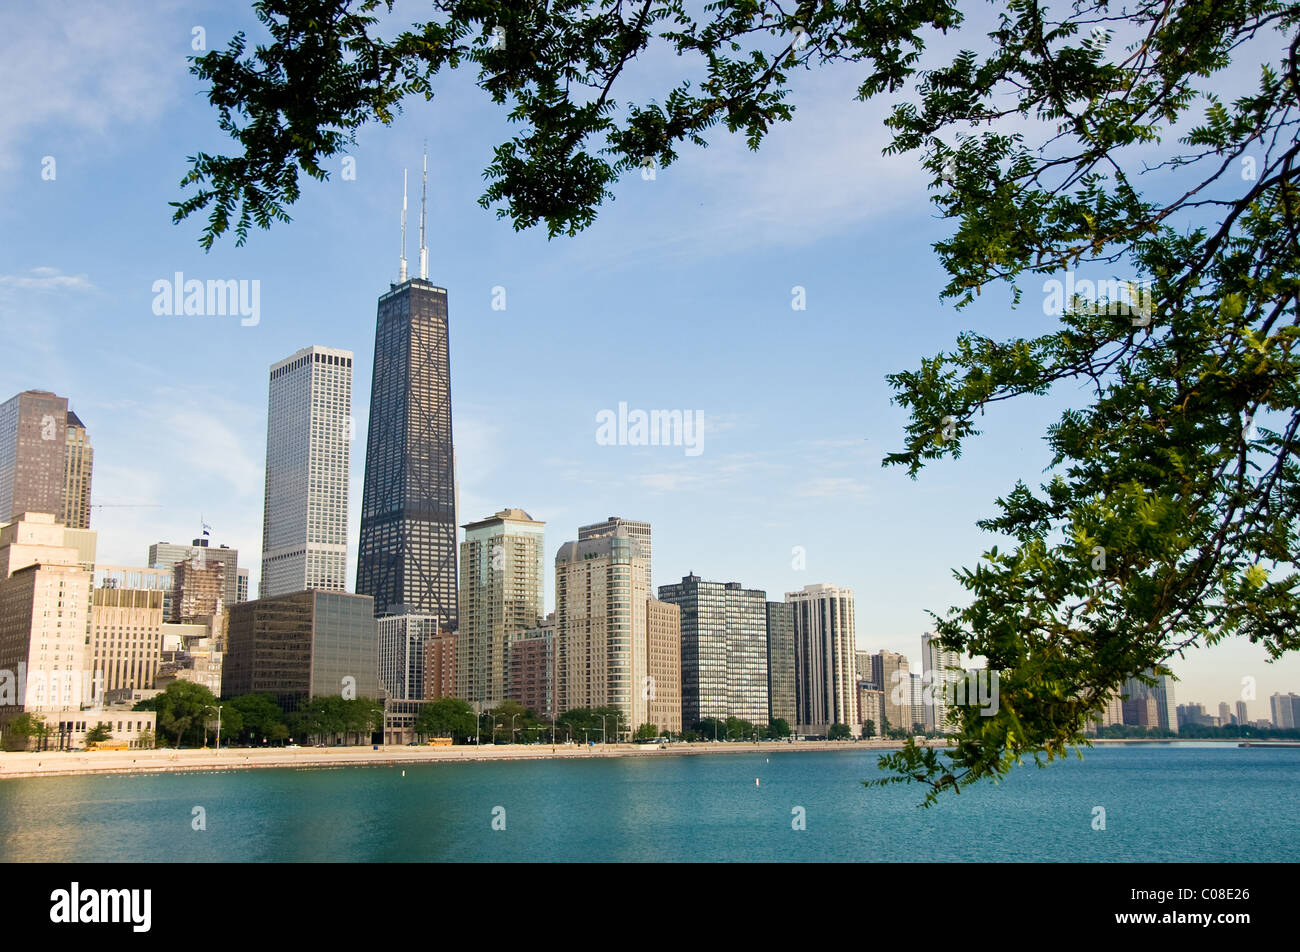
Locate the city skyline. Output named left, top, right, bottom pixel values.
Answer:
left=2, top=1, right=1298, bottom=710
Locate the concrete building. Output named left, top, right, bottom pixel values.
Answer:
left=171, top=555, right=225, bottom=622
left=90, top=586, right=165, bottom=697
left=260, top=345, right=353, bottom=598
left=507, top=621, right=555, bottom=720
left=156, top=618, right=224, bottom=697
left=555, top=522, right=651, bottom=737
left=1236, top=700, right=1249, bottom=726
left=645, top=599, right=682, bottom=735
left=1122, top=672, right=1178, bottom=732
left=0, top=391, right=74, bottom=525
left=356, top=272, right=459, bottom=627
left=788, top=584, right=858, bottom=735
left=59, top=410, right=93, bottom=530
left=921, top=632, right=962, bottom=733
left=223, top=591, right=381, bottom=711
left=579, top=516, right=651, bottom=594
left=236, top=568, right=249, bottom=603
left=422, top=630, right=457, bottom=701
left=657, top=574, right=768, bottom=728
left=1271, top=693, right=1299, bottom=730
left=378, top=612, right=437, bottom=701
left=0, top=512, right=96, bottom=714
left=457, top=508, right=545, bottom=709
left=858, top=686, right=884, bottom=736
left=870, top=650, right=910, bottom=736
left=766, top=601, right=796, bottom=727
left=150, top=539, right=241, bottom=614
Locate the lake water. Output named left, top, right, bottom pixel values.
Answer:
left=1, top=743, right=1296, bottom=862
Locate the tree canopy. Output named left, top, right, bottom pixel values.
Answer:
left=180, top=0, right=1300, bottom=803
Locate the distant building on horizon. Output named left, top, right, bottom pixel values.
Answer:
left=921, top=632, right=962, bottom=734
left=1270, top=693, right=1299, bottom=730
left=260, top=346, right=353, bottom=599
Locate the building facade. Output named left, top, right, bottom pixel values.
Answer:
left=223, top=590, right=380, bottom=711
left=356, top=278, right=459, bottom=626
left=378, top=612, right=437, bottom=701
left=422, top=631, right=457, bottom=701
left=766, top=601, right=796, bottom=727
left=59, top=410, right=93, bottom=530
left=555, top=523, right=651, bottom=736
left=507, top=622, right=555, bottom=720
left=578, top=516, right=651, bottom=594
left=90, top=586, right=164, bottom=697
left=921, top=632, right=963, bottom=733
left=171, top=556, right=225, bottom=622
left=657, top=574, right=768, bottom=728
left=788, top=584, right=858, bottom=735
left=0, top=391, right=71, bottom=525
left=260, top=346, right=353, bottom=598
left=645, top=599, right=682, bottom=734
left=457, top=508, right=545, bottom=710
left=871, top=650, right=911, bottom=735
left=149, top=539, right=241, bottom=614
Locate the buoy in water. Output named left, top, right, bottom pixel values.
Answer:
left=755, top=778, right=760, bottom=787
left=402, top=770, right=406, bottom=777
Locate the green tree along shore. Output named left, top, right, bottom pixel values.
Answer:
left=177, top=0, right=1300, bottom=801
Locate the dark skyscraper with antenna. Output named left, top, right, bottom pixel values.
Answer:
left=356, top=154, right=458, bottom=627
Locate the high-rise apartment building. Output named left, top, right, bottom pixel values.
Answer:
left=507, top=620, right=555, bottom=720
left=0, top=512, right=96, bottom=713
left=657, top=574, right=768, bottom=728
left=422, top=630, right=457, bottom=701
left=0, top=391, right=72, bottom=525
left=766, top=601, right=796, bottom=726
left=858, top=686, right=884, bottom=735
left=457, top=508, right=545, bottom=710
left=788, top=584, right=858, bottom=734
left=921, top=632, right=963, bottom=733
left=1271, top=693, right=1299, bottom=729
left=1236, top=700, right=1249, bottom=725
left=356, top=275, right=458, bottom=625
left=260, top=346, right=353, bottom=598
left=378, top=613, right=437, bottom=701
left=871, top=650, right=910, bottom=735
left=224, top=590, right=380, bottom=712
left=645, top=599, right=682, bottom=735
left=59, top=411, right=93, bottom=530
left=579, top=516, right=651, bottom=593
left=555, top=523, right=651, bottom=736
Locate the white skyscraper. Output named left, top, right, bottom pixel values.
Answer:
left=787, top=583, right=858, bottom=735
left=260, top=346, right=353, bottom=598
left=921, top=631, right=962, bottom=733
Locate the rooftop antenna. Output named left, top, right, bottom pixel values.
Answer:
left=419, top=144, right=428, bottom=280
left=399, top=168, right=408, bottom=283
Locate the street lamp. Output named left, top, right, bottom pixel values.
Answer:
left=510, top=713, right=520, bottom=744
left=598, top=714, right=608, bottom=745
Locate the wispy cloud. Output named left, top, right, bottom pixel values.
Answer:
left=0, top=266, right=94, bottom=292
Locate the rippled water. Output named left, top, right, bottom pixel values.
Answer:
left=0, top=743, right=1295, bottom=861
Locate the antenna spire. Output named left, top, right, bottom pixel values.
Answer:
left=419, top=145, right=428, bottom=280
left=400, top=168, right=408, bottom=283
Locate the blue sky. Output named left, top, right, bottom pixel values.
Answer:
left=1, top=0, right=1296, bottom=716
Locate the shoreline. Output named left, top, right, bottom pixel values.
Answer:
left=0, top=736, right=1260, bottom=781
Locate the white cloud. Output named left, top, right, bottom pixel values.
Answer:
left=0, top=267, right=94, bottom=292
left=796, top=476, right=870, bottom=499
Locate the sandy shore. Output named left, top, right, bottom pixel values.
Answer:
left=0, top=739, right=931, bottom=780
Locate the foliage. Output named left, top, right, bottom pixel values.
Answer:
left=766, top=717, right=792, bottom=739
left=635, top=722, right=660, bottom=740
left=85, top=723, right=112, bottom=744
left=2, top=713, right=45, bottom=751
left=291, top=696, right=383, bottom=744
left=862, top=720, right=877, bottom=739
left=559, top=706, right=625, bottom=742
left=828, top=723, right=853, bottom=740
left=414, top=697, right=476, bottom=741
left=156, top=681, right=219, bottom=747
left=224, top=693, right=287, bottom=742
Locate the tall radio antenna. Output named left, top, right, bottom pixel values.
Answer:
left=419, top=145, right=428, bottom=280
left=399, top=168, right=408, bottom=283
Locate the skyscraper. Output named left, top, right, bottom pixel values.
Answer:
left=645, top=600, right=682, bottom=735
left=378, top=612, right=437, bottom=701
left=921, top=632, right=962, bottom=733
left=788, top=584, right=858, bottom=734
left=357, top=158, right=458, bottom=625
left=871, top=649, right=910, bottom=734
left=579, top=516, right=651, bottom=593
left=60, top=411, right=93, bottom=530
left=260, top=345, right=353, bottom=598
left=555, top=523, right=652, bottom=735
left=150, top=538, right=240, bottom=616
left=657, top=574, right=769, bottom=728
left=0, top=390, right=71, bottom=525
left=766, top=601, right=796, bottom=726
left=457, top=508, right=546, bottom=709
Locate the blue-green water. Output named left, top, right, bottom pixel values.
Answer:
left=0, top=744, right=1296, bottom=861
